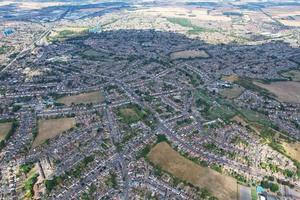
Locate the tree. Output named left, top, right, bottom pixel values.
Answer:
left=45, top=179, right=55, bottom=192
left=270, top=183, right=279, bottom=192
left=261, top=180, right=270, bottom=188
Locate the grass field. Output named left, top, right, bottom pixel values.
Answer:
left=117, top=104, right=151, bottom=125
left=0, top=122, right=12, bottom=141
left=220, top=86, right=244, bottom=99
left=148, top=142, right=238, bottom=200
left=167, top=17, right=216, bottom=34
left=119, top=108, right=140, bottom=121
left=282, top=141, right=300, bottom=162
left=281, top=70, right=300, bottom=82
left=48, top=27, right=88, bottom=41
left=32, top=118, right=75, bottom=147
left=57, top=91, right=104, bottom=106
left=254, top=81, right=300, bottom=104
left=170, top=50, right=209, bottom=60
left=251, top=187, right=258, bottom=200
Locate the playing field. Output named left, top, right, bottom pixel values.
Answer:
left=57, top=91, right=104, bottom=106
left=32, top=118, right=75, bottom=147
left=254, top=81, right=300, bottom=104
left=0, top=122, right=12, bottom=141
left=148, top=142, right=238, bottom=200
left=170, top=50, right=209, bottom=60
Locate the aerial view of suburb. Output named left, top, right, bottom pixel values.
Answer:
left=0, top=0, right=300, bottom=200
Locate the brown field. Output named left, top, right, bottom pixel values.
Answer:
left=57, top=91, right=104, bottom=106
left=222, top=74, right=239, bottom=83
left=32, top=118, right=75, bottom=147
left=282, top=141, right=300, bottom=162
left=0, top=122, right=12, bottom=141
left=148, top=142, right=238, bottom=200
left=170, top=50, right=209, bottom=60
left=254, top=81, right=300, bottom=104
left=220, top=86, right=244, bottom=99
left=282, top=70, right=300, bottom=82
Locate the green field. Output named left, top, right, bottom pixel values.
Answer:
left=281, top=69, right=300, bottom=82
left=167, top=17, right=216, bottom=34
left=195, top=89, right=236, bottom=122
left=117, top=104, right=149, bottom=124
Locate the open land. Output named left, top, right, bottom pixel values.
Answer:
left=1, top=1, right=300, bottom=199
left=32, top=118, right=75, bottom=147
left=148, top=142, right=238, bottom=200
left=220, top=86, right=244, bottom=99
left=254, top=81, right=300, bottom=104
left=282, top=141, right=300, bottom=162
left=170, top=50, right=209, bottom=60
left=221, top=74, right=239, bottom=83
left=0, top=122, right=12, bottom=141
left=57, top=91, right=104, bottom=106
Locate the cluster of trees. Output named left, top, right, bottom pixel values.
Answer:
left=261, top=180, right=279, bottom=192
left=19, top=162, right=35, bottom=175
left=23, top=173, right=39, bottom=198
left=45, top=155, right=95, bottom=193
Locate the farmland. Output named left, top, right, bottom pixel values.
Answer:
left=148, top=142, right=238, bottom=200
left=57, top=91, right=104, bottom=106
left=32, top=118, right=76, bottom=147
